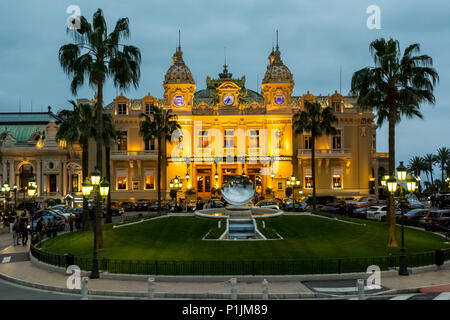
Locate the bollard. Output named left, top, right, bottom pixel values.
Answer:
left=262, top=279, right=268, bottom=300
left=148, top=277, right=155, bottom=299
left=262, top=221, right=265, bottom=229
left=230, top=278, right=237, bottom=300
left=81, top=277, right=89, bottom=300
left=218, top=220, right=221, bottom=229
left=357, top=279, right=365, bottom=300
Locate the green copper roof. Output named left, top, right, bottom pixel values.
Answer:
left=0, top=125, right=43, bottom=142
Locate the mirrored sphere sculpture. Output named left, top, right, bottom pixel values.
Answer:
left=221, top=175, right=255, bottom=206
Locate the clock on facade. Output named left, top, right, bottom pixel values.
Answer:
left=274, top=94, right=285, bottom=105
left=223, top=95, right=235, bottom=106
left=174, top=96, right=184, bottom=106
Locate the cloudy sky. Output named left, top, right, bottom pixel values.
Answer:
left=0, top=0, right=449, bottom=175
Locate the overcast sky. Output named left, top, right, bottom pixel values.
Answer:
left=0, top=0, right=449, bottom=175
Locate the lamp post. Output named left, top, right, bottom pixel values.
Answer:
left=385, top=161, right=416, bottom=276
left=1, top=184, right=10, bottom=213
left=286, top=175, right=301, bottom=201
left=170, top=176, right=183, bottom=203
left=82, top=169, right=109, bottom=279
left=27, top=184, right=36, bottom=212
left=13, top=185, right=17, bottom=214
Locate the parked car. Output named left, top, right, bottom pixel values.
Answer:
left=186, top=200, right=197, bottom=212
left=120, top=201, right=135, bottom=212
left=100, top=205, right=124, bottom=217
left=30, top=214, right=65, bottom=233
left=347, top=197, right=378, bottom=208
left=134, top=199, right=150, bottom=211
left=437, top=194, right=450, bottom=209
left=148, top=201, right=169, bottom=211
left=255, top=200, right=279, bottom=210
left=50, top=205, right=72, bottom=221
left=306, top=195, right=337, bottom=207
left=351, top=207, right=369, bottom=219
left=400, top=209, right=430, bottom=226
left=405, top=194, right=425, bottom=209
left=366, top=206, right=388, bottom=221
left=423, top=209, right=450, bottom=232
left=282, top=199, right=303, bottom=211
left=205, top=199, right=226, bottom=209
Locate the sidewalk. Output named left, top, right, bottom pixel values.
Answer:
left=0, top=231, right=449, bottom=298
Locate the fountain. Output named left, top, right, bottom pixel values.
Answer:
left=195, top=175, right=283, bottom=240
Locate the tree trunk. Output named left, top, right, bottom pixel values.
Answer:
left=81, top=142, right=89, bottom=231
left=312, top=134, right=316, bottom=211
left=96, top=82, right=104, bottom=249
left=105, top=146, right=112, bottom=224
left=387, top=108, right=398, bottom=248
left=157, top=138, right=162, bottom=211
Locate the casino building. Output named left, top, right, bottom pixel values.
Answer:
left=104, top=42, right=388, bottom=202
left=0, top=41, right=389, bottom=205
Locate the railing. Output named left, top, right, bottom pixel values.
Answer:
left=297, top=148, right=351, bottom=157
left=111, top=150, right=158, bottom=156
left=30, top=245, right=450, bottom=276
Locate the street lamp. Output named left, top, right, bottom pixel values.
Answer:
left=386, top=162, right=415, bottom=276
left=87, top=169, right=109, bottom=280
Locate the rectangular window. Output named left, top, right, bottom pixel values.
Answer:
left=117, top=131, right=127, bottom=151
left=249, top=130, right=259, bottom=148
left=333, top=175, right=342, bottom=189
left=332, top=101, right=341, bottom=113
left=198, top=130, right=209, bottom=148
left=116, top=168, right=128, bottom=190
left=332, top=167, right=343, bottom=189
left=332, top=129, right=342, bottom=150
left=133, top=181, right=139, bottom=190
left=304, top=176, right=313, bottom=189
left=304, top=136, right=312, bottom=150
left=145, top=168, right=155, bottom=190
left=71, top=174, right=79, bottom=192
left=224, top=129, right=234, bottom=148
left=49, top=174, right=57, bottom=193
left=118, top=103, right=127, bottom=115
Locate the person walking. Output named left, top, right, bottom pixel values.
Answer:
left=68, top=213, right=75, bottom=232
left=20, top=220, right=29, bottom=246
left=12, top=218, right=20, bottom=246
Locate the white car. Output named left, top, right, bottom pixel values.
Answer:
left=256, top=201, right=279, bottom=210
left=366, top=206, right=388, bottom=221
left=347, top=197, right=378, bottom=208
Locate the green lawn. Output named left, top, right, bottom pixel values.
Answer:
left=41, top=215, right=449, bottom=261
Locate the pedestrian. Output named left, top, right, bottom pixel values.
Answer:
left=68, top=213, right=75, bottom=232
left=12, top=218, right=20, bottom=246
left=20, top=220, right=28, bottom=246
left=75, top=214, right=81, bottom=231
left=36, top=218, right=43, bottom=243
left=46, top=218, right=53, bottom=238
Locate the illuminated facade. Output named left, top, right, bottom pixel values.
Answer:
left=105, top=42, right=388, bottom=201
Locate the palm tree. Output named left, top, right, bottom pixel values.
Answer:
left=293, top=101, right=338, bottom=210
left=408, top=156, right=425, bottom=193
left=435, top=147, right=450, bottom=183
left=56, top=100, right=95, bottom=231
left=59, top=9, right=141, bottom=175
left=59, top=8, right=141, bottom=249
left=350, top=38, right=438, bottom=248
left=423, top=153, right=437, bottom=185
left=139, top=106, right=181, bottom=210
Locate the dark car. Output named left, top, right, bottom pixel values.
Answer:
left=437, top=194, right=450, bottom=209
left=401, top=209, right=430, bottom=226
left=283, top=199, right=303, bottom=211
left=148, top=201, right=169, bottom=211
left=30, top=215, right=65, bottom=233
left=134, top=200, right=150, bottom=211
left=305, top=196, right=337, bottom=207
left=120, top=201, right=135, bottom=212
left=100, top=205, right=124, bottom=217
left=424, top=209, right=450, bottom=232
left=167, top=201, right=183, bottom=212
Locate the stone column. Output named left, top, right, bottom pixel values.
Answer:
left=2, top=160, right=7, bottom=185
left=36, top=160, right=41, bottom=196
left=69, top=172, right=73, bottom=193
left=9, top=160, right=14, bottom=186
left=63, top=161, right=67, bottom=195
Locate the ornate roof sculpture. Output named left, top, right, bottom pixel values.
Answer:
left=262, top=44, right=293, bottom=84
left=163, top=46, right=195, bottom=85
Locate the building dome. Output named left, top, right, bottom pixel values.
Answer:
left=164, top=47, right=195, bottom=85
left=262, top=47, right=293, bottom=84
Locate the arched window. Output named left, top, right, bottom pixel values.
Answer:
left=19, top=164, right=34, bottom=189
